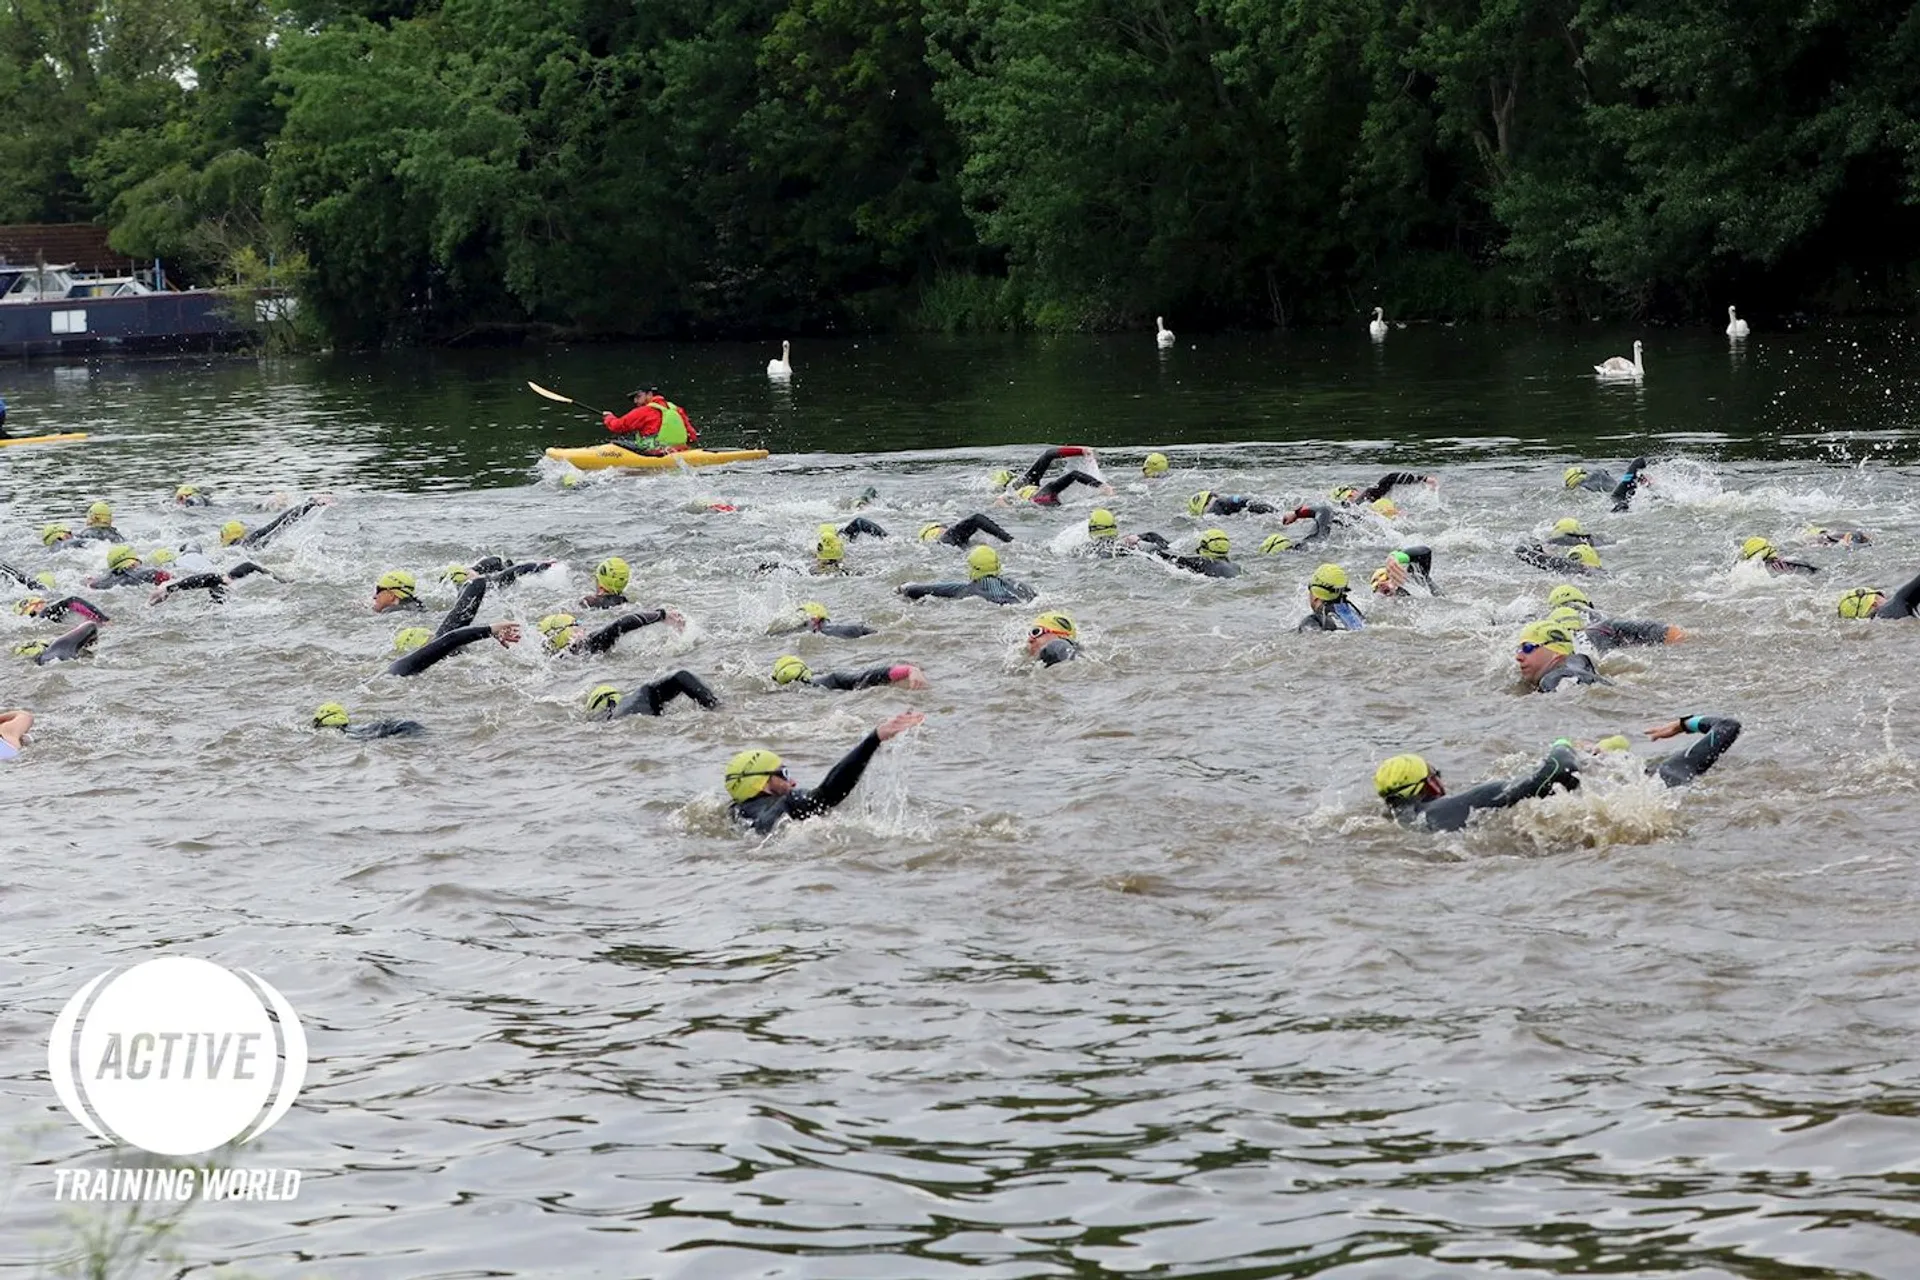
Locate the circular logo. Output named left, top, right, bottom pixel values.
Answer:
left=48, top=957, right=308, bottom=1156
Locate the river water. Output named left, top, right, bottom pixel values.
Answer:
left=3, top=325, right=1919, bottom=1278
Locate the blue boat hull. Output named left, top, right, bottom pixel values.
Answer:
left=0, top=291, right=255, bottom=358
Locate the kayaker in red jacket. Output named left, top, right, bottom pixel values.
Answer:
left=603, top=389, right=699, bottom=452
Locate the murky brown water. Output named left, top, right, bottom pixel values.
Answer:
left=4, top=326, right=1920, bottom=1278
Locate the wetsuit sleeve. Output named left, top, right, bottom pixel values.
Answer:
left=1771, top=558, right=1819, bottom=575
left=1874, top=571, right=1920, bottom=620
left=1358, top=473, right=1426, bottom=502
left=243, top=498, right=321, bottom=547
left=226, top=561, right=272, bottom=580
left=388, top=625, right=495, bottom=676
left=900, top=581, right=970, bottom=600
left=1609, top=459, right=1647, bottom=511
left=1592, top=618, right=1670, bottom=646
left=813, top=666, right=899, bottom=691
left=346, top=720, right=426, bottom=739
left=798, top=731, right=885, bottom=813
left=1242, top=500, right=1279, bottom=515
left=1017, top=446, right=1084, bottom=488
left=818, top=621, right=877, bottom=638
left=0, top=561, right=33, bottom=587
left=36, top=622, right=98, bottom=665
left=941, top=514, right=1013, bottom=546
left=1038, top=638, right=1078, bottom=665
left=160, top=573, right=228, bottom=599
left=435, top=578, right=488, bottom=637
left=484, top=560, right=554, bottom=584
left=44, top=597, right=111, bottom=623
left=1037, top=470, right=1104, bottom=501
left=583, top=610, right=668, bottom=654
left=840, top=517, right=890, bottom=539
left=1415, top=745, right=1579, bottom=830
left=1297, top=611, right=1335, bottom=633
left=1135, top=531, right=1171, bottom=549
left=1652, top=717, right=1741, bottom=787
left=1301, top=504, right=1333, bottom=542
left=1211, top=496, right=1249, bottom=515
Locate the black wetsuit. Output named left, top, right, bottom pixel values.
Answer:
left=154, top=563, right=274, bottom=603
left=933, top=514, right=1013, bottom=547
left=1281, top=504, right=1335, bottom=545
left=240, top=498, right=326, bottom=548
left=1387, top=744, right=1580, bottom=832
left=1035, top=637, right=1079, bottom=666
left=1537, top=653, right=1610, bottom=691
left=1546, top=531, right=1609, bottom=547
left=1648, top=716, right=1740, bottom=787
left=1346, top=472, right=1428, bottom=504
left=1872, top=571, right=1920, bottom=619
left=1585, top=618, right=1671, bottom=651
left=71, top=526, right=120, bottom=543
left=388, top=626, right=501, bottom=676
left=804, top=665, right=908, bottom=691
left=464, top=556, right=555, bottom=585
left=1515, top=542, right=1602, bottom=575
left=1031, top=471, right=1103, bottom=505
left=1573, top=457, right=1647, bottom=511
left=580, top=590, right=629, bottom=610
left=34, top=596, right=110, bottom=623
left=334, top=720, right=426, bottom=739
left=567, top=610, right=674, bottom=655
left=1156, top=551, right=1242, bottom=578
left=900, top=575, right=1036, bottom=604
left=597, top=670, right=721, bottom=719
left=730, top=731, right=886, bottom=835
left=840, top=517, right=890, bottom=540
left=1201, top=495, right=1279, bottom=516
left=434, top=578, right=488, bottom=638
left=86, top=567, right=170, bottom=590
left=0, top=561, right=34, bottom=588
left=810, top=619, right=878, bottom=638
left=29, top=622, right=98, bottom=665
left=1762, top=556, right=1819, bottom=576
left=1016, top=446, right=1096, bottom=489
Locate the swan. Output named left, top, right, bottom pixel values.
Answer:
left=1368, top=306, right=1387, bottom=339
left=1156, top=316, right=1175, bottom=347
left=1726, top=305, right=1750, bottom=338
left=1594, top=339, right=1645, bottom=380
left=767, top=340, right=792, bottom=378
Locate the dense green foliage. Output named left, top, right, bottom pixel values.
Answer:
left=5, top=0, right=1920, bottom=343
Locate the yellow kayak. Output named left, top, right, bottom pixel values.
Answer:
left=0, top=432, right=87, bottom=449
left=545, top=443, right=770, bottom=471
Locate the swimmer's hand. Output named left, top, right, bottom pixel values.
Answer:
left=491, top=621, right=521, bottom=647
left=875, top=711, right=925, bottom=741
left=663, top=608, right=687, bottom=632
left=147, top=586, right=169, bottom=606
left=894, top=665, right=930, bottom=690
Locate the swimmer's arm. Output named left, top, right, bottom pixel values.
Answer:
left=840, top=517, right=889, bottom=539
left=483, top=560, right=555, bottom=584
left=1876, top=571, right=1920, bottom=619
left=817, top=620, right=877, bottom=638
left=1482, top=744, right=1581, bottom=809
left=1594, top=618, right=1671, bottom=646
left=899, top=581, right=968, bottom=600
left=1016, top=446, right=1077, bottom=488
left=582, top=609, right=674, bottom=654
left=1359, top=472, right=1426, bottom=502
left=435, top=578, right=489, bottom=636
left=944, top=514, right=1013, bottom=545
left=388, top=625, right=494, bottom=676
left=1650, top=716, right=1740, bottom=785
left=46, top=596, right=111, bottom=623
left=806, top=731, right=885, bottom=810
left=149, top=573, right=227, bottom=604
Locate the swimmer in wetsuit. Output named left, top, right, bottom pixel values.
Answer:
left=1516, top=541, right=1603, bottom=576
left=86, top=545, right=171, bottom=590
left=1000, top=471, right=1111, bottom=507
left=1142, top=452, right=1171, bottom=478
left=1563, top=457, right=1648, bottom=511
left=1806, top=526, right=1870, bottom=547
left=538, top=607, right=687, bottom=657
left=1544, top=585, right=1684, bottom=650
left=1330, top=472, right=1435, bottom=507
left=174, top=484, right=212, bottom=508
left=1027, top=611, right=1080, bottom=665
left=580, top=557, right=633, bottom=609
left=312, top=702, right=425, bottom=738
left=1002, top=446, right=1100, bottom=491
left=0, top=708, right=31, bottom=761
left=1373, top=741, right=1581, bottom=832
left=768, top=602, right=877, bottom=638
left=1299, top=564, right=1364, bottom=631
left=14, top=595, right=110, bottom=623
left=14, top=621, right=99, bottom=665
left=1836, top=570, right=1920, bottom=620
left=218, top=495, right=333, bottom=550
left=1188, top=489, right=1280, bottom=517
left=900, top=545, right=1037, bottom=605
left=587, top=672, right=721, bottom=720
left=772, top=655, right=929, bottom=690
left=1584, top=715, right=1742, bottom=787
left=1544, top=517, right=1610, bottom=547
left=147, top=559, right=280, bottom=606
left=1368, top=547, right=1439, bottom=597
left=372, top=570, right=423, bottom=613
left=1737, top=537, right=1817, bottom=576
left=388, top=619, right=521, bottom=676
left=918, top=514, right=1014, bottom=548
left=723, top=710, right=926, bottom=835
left=1515, top=619, right=1609, bottom=691
left=70, top=502, right=120, bottom=543
left=1150, top=528, right=1242, bottom=578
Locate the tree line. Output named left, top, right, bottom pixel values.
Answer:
left=5, top=0, right=1918, bottom=347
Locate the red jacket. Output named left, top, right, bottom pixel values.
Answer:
left=603, top=396, right=698, bottom=443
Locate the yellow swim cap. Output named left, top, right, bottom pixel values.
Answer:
left=772, top=655, right=811, bottom=685
left=34, top=571, right=55, bottom=590
left=725, top=749, right=785, bottom=802
left=41, top=523, right=70, bottom=545
left=1016, top=484, right=1039, bottom=501
left=1739, top=536, right=1776, bottom=561
left=1187, top=490, right=1212, bottom=516
left=1142, top=452, right=1169, bottom=476
left=967, top=545, right=1000, bottom=580
left=376, top=569, right=416, bottom=597
left=443, top=563, right=470, bottom=585
left=219, top=520, right=246, bottom=546
left=106, top=544, right=138, bottom=573
left=14, top=597, right=45, bottom=616
left=990, top=469, right=1014, bottom=490
left=1370, top=497, right=1400, bottom=517
left=1374, top=754, right=1433, bottom=800
left=595, top=556, right=630, bottom=594
left=560, top=472, right=582, bottom=488
left=1260, top=533, right=1293, bottom=555
left=816, top=526, right=845, bottom=563
left=1595, top=734, right=1632, bottom=752
left=1309, top=563, right=1349, bottom=600
left=312, top=702, right=349, bottom=728
left=1547, top=584, right=1593, bottom=610
left=147, top=547, right=176, bottom=566
left=538, top=613, right=579, bottom=651
left=14, top=639, right=49, bottom=659
left=1088, top=509, right=1118, bottom=539
left=1197, top=528, right=1230, bottom=560
left=87, top=501, right=112, bottom=526
left=1517, top=620, right=1577, bottom=655
left=1547, top=605, right=1589, bottom=629
left=1563, top=466, right=1589, bottom=489
left=1031, top=611, right=1076, bottom=640
left=393, top=626, right=432, bottom=653
left=801, top=601, right=829, bottom=621
left=175, top=484, right=199, bottom=500
left=1838, top=587, right=1884, bottom=619
left=918, top=523, right=945, bottom=542
left=1553, top=517, right=1582, bottom=536
left=1566, top=544, right=1602, bottom=568
left=1330, top=486, right=1361, bottom=503
left=587, top=684, right=622, bottom=714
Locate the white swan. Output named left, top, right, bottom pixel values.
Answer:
left=1369, top=306, right=1387, bottom=339
left=766, top=340, right=792, bottom=378
left=1156, top=316, right=1175, bottom=347
left=1726, top=305, right=1750, bottom=338
left=1594, top=339, right=1645, bottom=380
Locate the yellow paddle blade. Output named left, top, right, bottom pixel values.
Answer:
left=527, top=381, right=575, bottom=405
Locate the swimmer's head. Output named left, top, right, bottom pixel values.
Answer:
left=219, top=520, right=246, bottom=546
left=1016, top=484, right=1039, bottom=501
left=537, top=613, right=580, bottom=652
left=1142, top=452, right=1169, bottom=477
left=33, top=571, right=55, bottom=590
left=1552, top=517, right=1583, bottom=537
left=1308, top=563, right=1349, bottom=601
left=1259, top=533, right=1293, bottom=555
left=1594, top=735, right=1632, bottom=753
left=393, top=626, right=432, bottom=654
left=800, top=601, right=830, bottom=622
left=918, top=523, right=946, bottom=543
left=586, top=684, right=622, bottom=715
left=1088, top=509, right=1118, bottom=540
left=443, top=564, right=471, bottom=585
left=560, top=472, right=581, bottom=489
left=967, top=545, right=1000, bottom=580
left=1196, top=529, right=1230, bottom=561
left=13, top=597, right=45, bottom=617
left=174, top=484, right=200, bottom=502
left=312, top=702, right=349, bottom=729
left=105, top=545, right=139, bottom=573
left=815, top=526, right=845, bottom=565
left=1738, top=536, right=1776, bottom=562
left=772, top=655, right=811, bottom=685
left=41, top=523, right=71, bottom=546
left=990, top=469, right=1015, bottom=491
left=1563, top=466, right=1589, bottom=489
left=1547, top=605, right=1589, bottom=630
left=1547, top=584, right=1594, bottom=612
left=1516, top=619, right=1577, bottom=656
left=1330, top=486, right=1361, bottom=504
left=1838, top=587, right=1885, bottom=619
left=1370, top=497, right=1400, bottom=518
left=375, top=569, right=417, bottom=601
left=1565, top=544, right=1602, bottom=568
left=724, top=749, right=788, bottom=803
left=1374, top=754, right=1438, bottom=802
left=1030, top=611, right=1076, bottom=641
left=595, top=556, right=630, bottom=595
left=86, top=501, right=112, bottom=527
left=13, top=639, right=48, bottom=659
left=1187, top=490, right=1212, bottom=517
